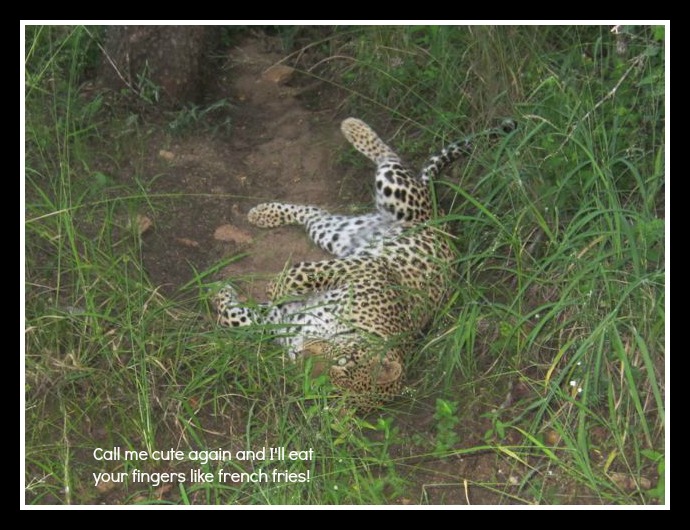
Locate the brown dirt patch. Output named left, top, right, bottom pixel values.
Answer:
left=139, top=36, right=363, bottom=300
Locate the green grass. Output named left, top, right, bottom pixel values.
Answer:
left=24, top=24, right=665, bottom=505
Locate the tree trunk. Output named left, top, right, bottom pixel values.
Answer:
left=99, top=25, right=214, bottom=107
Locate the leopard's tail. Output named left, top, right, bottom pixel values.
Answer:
left=340, top=118, right=401, bottom=165
left=418, top=139, right=473, bottom=184
left=418, top=119, right=517, bottom=184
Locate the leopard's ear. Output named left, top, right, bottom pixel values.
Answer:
left=375, top=359, right=402, bottom=385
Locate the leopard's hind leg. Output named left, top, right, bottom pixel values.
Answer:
left=340, top=118, right=433, bottom=224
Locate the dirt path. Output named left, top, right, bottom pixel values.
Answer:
left=142, top=36, right=357, bottom=299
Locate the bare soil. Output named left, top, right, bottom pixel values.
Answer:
left=140, top=37, right=367, bottom=301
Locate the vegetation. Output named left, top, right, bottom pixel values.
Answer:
left=24, top=24, right=665, bottom=505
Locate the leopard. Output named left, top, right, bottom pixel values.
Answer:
left=214, top=117, right=514, bottom=409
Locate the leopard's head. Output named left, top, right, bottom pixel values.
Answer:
left=301, top=336, right=404, bottom=409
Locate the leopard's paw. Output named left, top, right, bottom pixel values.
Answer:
left=247, top=203, right=289, bottom=228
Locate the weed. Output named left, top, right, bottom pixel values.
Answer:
left=432, top=399, right=461, bottom=454
left=166, top=99, right=234, bottom=137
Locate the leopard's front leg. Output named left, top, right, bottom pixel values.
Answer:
left=248, top=202, right=387, bottom=258
left=214, top=285, right=258, bottom=328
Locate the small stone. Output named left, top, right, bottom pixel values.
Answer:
left=261, top=64, right=295, bottom=85
left=610, top=472, right=652, bottom=492
left=213, top=224, right=253, bottom=244
left=135, top=215, right=153, bottom=235
left=176, top=237, right=200, bottom=248
left=544, top=429, right=561, bottom=445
